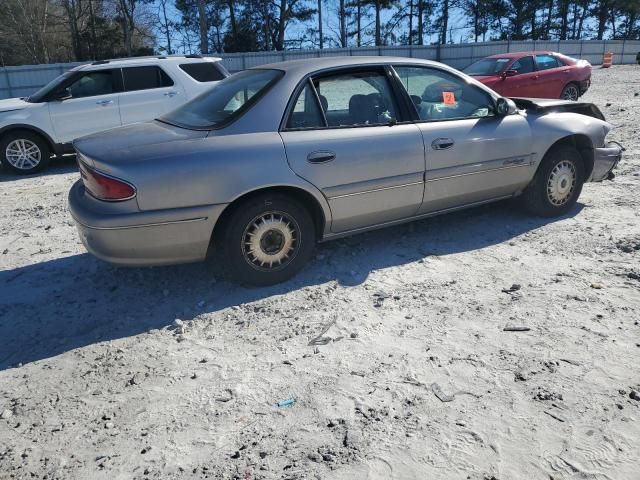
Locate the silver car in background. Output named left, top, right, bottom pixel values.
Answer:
left=68, top=57, right=622, bottom=285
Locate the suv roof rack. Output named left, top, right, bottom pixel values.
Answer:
left=91, top=60, right=110, bottom=65
left=184, top=54, right=203, bottom=59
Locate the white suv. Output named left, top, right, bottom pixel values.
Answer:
left=0, top=55, right=228, bottom=174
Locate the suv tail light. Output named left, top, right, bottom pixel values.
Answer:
left=78, top=162, right=136, bottom=201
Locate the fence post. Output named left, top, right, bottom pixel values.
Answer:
left=3, top=68, right=12, bottom=98
left=579, top=40, right=583, bottom=58
left=242, top=54, right=246, bottom=70
left=621, top=39, right=626, bottom=64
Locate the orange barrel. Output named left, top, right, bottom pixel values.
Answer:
left=602, top=51, right=613, bottom=68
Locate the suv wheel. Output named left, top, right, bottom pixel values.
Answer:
left=216, top=194, right=316, bottom=286
left=521, top=145, right=585, bottom=217
left=1, top=131, right=51, bottom=174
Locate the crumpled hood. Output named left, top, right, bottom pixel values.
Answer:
left=73, top=120, right=209, bottom=170
left=0, top=97, right=30, bottom=113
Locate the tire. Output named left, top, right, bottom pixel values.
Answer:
left=560, top=82, right=580, bottom=101
left=521, top=145, right=585, bottom=218
left=215, top=193, right=316, bottom=286
left=0, top=130, right=51, bottom=174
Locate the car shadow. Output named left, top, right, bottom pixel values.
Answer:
left=0, top=200, right=584, bottom=370
left=0, top=154, right=77, bottom=182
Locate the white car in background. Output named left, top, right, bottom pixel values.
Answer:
left=0, top=55, right=229, bottom=174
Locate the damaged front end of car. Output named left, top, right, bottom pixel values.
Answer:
left=511, top=97, right=624, bottom=182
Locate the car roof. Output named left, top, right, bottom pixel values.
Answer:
left=485, top=51, right=557, bottom=59
left=252, top=56, right=447, bottom=75
left=72, top=55, right=222, bottom=72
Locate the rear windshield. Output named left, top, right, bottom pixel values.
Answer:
left=463, top=58, right=511, bottom=76
left=179, top=62, right=227, bottom=82
left=160, top=69, right=283, bottom=130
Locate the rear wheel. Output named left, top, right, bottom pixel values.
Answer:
left=0, top=130, right=51, bottom=174
left=216, top=194, right=316, bottom=286
left=561, top=82, right=580, bottom=101
left=521, top=145, right=585, bottom=217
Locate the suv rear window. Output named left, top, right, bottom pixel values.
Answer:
left=179, top=62, right=227, bottom=82
left=122, top=66, right=174, bottom=91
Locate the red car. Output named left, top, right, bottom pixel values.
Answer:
left=463, top=51, right=591, bottom=101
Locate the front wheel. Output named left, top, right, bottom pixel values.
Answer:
left=216, top=194, right=316, bottom=286
left=521, top=146, right=585, bottom=217
left=0, top=131, right=51, bottom=174
left=561, top=82, right=580, bottom=101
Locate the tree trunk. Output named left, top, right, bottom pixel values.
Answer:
left=357, top=0, right=361, bottom=47
left=440, top=0, right=449, bottom=44
left=339, top=0, right=347, bottom=47
left=375, top=0, right=381, bottom=46
left=417, top=0, right=423, bottom=45
left=228, top=0, right=237, bottom=38
left=318, top=0, right=323, bottom=48
left=408, top=0, right=413, bottom=45
left=197, top=0, right=208, bottom=54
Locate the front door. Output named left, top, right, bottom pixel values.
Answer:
left=393, top=65, right=534, bottom=214
left=48, top=69, right=122, bottom=143
left=280, top=68, right=425, bottom=233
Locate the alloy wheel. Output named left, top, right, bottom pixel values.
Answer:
left=562, top=84, right=579, bottom=101
left=5, top=139, right=42, bottom=170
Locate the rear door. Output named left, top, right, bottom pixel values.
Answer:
left=500, top=56, right=539, bottom=97
left=280, top=67, right=425, bottom=233
left=393, top=65, right=534, bottom=213
left=533, top=54, right=564, bottom=98
left=48, top=68, right=122, bottom=143
left=118, top=65, right=184, bottom=124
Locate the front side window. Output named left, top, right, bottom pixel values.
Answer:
left=27, top=71, right=74, bottom=102
left=161, top=69, right=283, bottom=130
left=122, top=66, right=174, bottom=91
left=463, top=58, right=511, bottom=76
left=67, top=70, right=115, bottom=98
left=535, top=55, right=560, bottom=71
left=312, top=70, right=397, bottom=127
left=394, top=66, right=495, bottom=121
left=510, top=56, right=535, bottom=74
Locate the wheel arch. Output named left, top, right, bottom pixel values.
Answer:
left=211, top=185, right=330, bottom=250
left=539, top=134, right=594, bottom=180
left=0, top=124, right=59, bottom=155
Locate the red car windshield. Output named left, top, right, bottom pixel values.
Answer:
left=463, top=58, right=511, bottom=76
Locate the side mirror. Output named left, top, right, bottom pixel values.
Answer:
left=502, top=69, right=518, bottom=79
left=496, top=97, right=517, bottom=116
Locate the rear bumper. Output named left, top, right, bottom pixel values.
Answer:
left=68, top=180, right=226, bottom=266
left=590, top=141, right=623, bottom=182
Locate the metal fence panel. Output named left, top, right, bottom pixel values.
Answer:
left=2, top=40, right=639, bottom=100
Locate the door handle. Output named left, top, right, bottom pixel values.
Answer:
left=431, top=138, right=454, bottom=150
left=96, top=99, right=113, bottom=106
left=307, top=150, right=336, bottom=163
left=164, top=91, right=178, bottom=97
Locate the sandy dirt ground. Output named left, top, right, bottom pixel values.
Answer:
left=1, top=65, right=639, bottom=480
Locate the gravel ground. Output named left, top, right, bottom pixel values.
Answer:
left=1, top=65, right=639, bottom=480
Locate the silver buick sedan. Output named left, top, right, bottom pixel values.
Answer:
left=69, top=56, right=622, bottom=285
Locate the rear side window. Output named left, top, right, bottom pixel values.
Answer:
left=122, top=66, right=174, bottom=91
left=510, top=56, right=535, bottom=74
left=535, top=55, right=560, bottom=71
left=286, top=83, right=325, bottom=129
left=179, top=62, right=226, bottom=82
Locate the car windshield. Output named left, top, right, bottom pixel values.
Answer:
left=463, top=58, right=511, bottom=76
left=160, top=69, right=283, bottom=130
left=27, top=71, right=75, bottom=103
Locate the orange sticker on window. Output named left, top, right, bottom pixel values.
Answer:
left=442, top=91, right=455, bottom=105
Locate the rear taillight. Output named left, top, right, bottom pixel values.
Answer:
left=78, top=162, right=136, bottom=201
